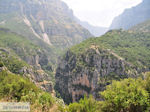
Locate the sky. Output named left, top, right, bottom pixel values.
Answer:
left=61, top=0, right=142, bottom=27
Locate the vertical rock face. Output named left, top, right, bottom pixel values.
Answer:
left=55, top=48, right=137, bottom=104
left=0, top=0, right=92, bottom=48
left=110, top=0, right=150, bottom=29
left=0, top=0, right=93, bottom=94
left=15, top=49, right=54, bottom=92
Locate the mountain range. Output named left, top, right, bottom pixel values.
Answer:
left=0, top=0, right=150, bottom=111
left=110, top=0, right=150, bottom=29
left=56, top=19, right=150, bottom=104
left=0, top=0, right=92, bottom=49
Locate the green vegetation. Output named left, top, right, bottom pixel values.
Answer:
left=0, top=28, right=40, bottom=56
left=71, top=29, right=150, bottom=69
left=0, top=70, right=40, bottom=101
left=67, top=72, right=150, bottom=112
left=1, top=70, right=150, bottom=112
left=0, top=50, right=29, bottom=74
left=0, top=61, right=4, bottom=67
left=101, top=78, right=150, bottom=112
left=0, top=27, right=55, bottom=81
left=67, top=95, right=101, bottom=112
left=131, top=19, right=150, bottom=33
left=0, top=70, right=65, bottom=112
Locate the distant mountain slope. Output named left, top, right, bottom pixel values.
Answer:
left=55, top=20, right=150, bottom=103
left=130, top=19, right=150, bottom=33
left=0, top=0, right=92, bottom=49
left=110, top=0, right=150, bottom=29
left=76, top=20, right=108, bottom=37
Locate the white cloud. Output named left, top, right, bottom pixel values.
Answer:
left=61, top=0, right=142, bottom=27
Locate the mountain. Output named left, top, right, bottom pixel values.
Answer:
left=76, top=20, right=108, bottom=37
left=110, top=0, right=150, bottom=29
left=55, top=20, right=150, bottom=104
left=0, top=28, right=55, bottom=93
left=0, top=0, right=94, bottom=93
left=0, top=0, right=92, bottom=49
left=130, top=19, right=150, bottom=33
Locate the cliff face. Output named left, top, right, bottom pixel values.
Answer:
left=0, top=0, right=92, bottom=48
left=55, top=22, right=150, bottom=103
left=0, top=28, right=54, bottom=93
left=0, top=48, right=53, bottom=93
left=110, top=0, right=150, bottom=29
left=0, top=0, right=93, bottom=94
left=55, top=48, right=137, bottom=104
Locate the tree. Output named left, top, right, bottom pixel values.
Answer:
left=68, top=95, right=101, bottom=112
left=100, top=78, right=150, bottom=112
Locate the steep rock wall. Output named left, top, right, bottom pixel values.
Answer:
left=55, top=48, right=137, bottom=104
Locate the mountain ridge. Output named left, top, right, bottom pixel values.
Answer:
left=110, top=0, right=150, bottom=29
left=0, top=0, right=92, bottom=49
left=55, top=19, right=150, bottom=104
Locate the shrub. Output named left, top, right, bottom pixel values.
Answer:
left=0, top=61, right=4, bottom=67
left=38, top=92, right=55, bottom=112
left=100, top=78, right=150, bottom=112
left=0, top=70, right=40, bottom=101
left=68, top=95, right=101, bottom=112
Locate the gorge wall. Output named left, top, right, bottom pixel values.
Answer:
left=55, top=47, right=137, bottom=104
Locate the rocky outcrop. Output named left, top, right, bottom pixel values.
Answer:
left=110, top=0, right=150, bottom=29
left=15, top=49, right=54, bottom=93
left=0, top=45, right=53, bottom=93
left=55, top=47, right=137, bottom=104
left=20, top=66, right=53, bottom=92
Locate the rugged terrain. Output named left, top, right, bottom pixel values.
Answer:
left=55, top=20, right=150, bottom=104
left=0, top=0, right=150, bottom=111
left=0, top=0, right=93, bottom=94
left=0, top=28, right=54, bottom=92
left=0, top=0, right=92, bottom=49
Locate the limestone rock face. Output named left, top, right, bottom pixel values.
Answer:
left=55, top=48, right=137, bottom=104
left=0, top=0, right=92, bottom=48
left=15, top=49, right=54, bottom=93
left=20, top=66, right=53, bottom=92
left=0, top=0, right=93, bottom=94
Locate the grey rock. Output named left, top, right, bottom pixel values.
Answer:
left=55, top=49, right=137, bottom=104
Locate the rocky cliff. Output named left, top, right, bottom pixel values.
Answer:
left=55, top=48, right=137, bottom=104
left=0, top=28, right=54, bottom=93
left=0, top=0, right=92, bottom=49
left=55, top=23, right=150, bottom=103
left=110, top=0, right=150, bottom=29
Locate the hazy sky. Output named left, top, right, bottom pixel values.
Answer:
left=61, top=0, right=142, bottom=27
